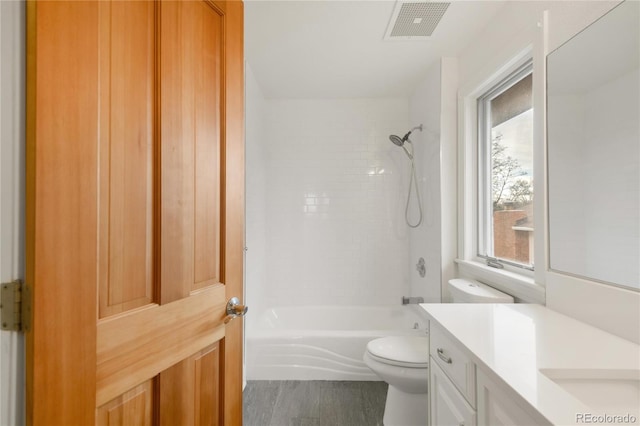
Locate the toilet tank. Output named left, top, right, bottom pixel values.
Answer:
left=448, top=278, right=514, bottom=303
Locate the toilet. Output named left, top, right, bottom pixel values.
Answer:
left=363, top=336, right=429, bottom=426
left=364, top=280, right=513, bottom=425
left=448, top=278, right=514, bottom=303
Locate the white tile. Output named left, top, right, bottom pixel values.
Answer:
left=252, top=98, right=412, bottom=306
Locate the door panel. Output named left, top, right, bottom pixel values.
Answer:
left=96, top=380, right=153, bottom=426
left=159, top=0, right=197, bottom=304
left=193, top=3, right=223, bottom=289
left=160, top=0, right=223, bottom=301
left=26, top=1, right=244, bottom=424
left=98, top=0, right=156, bottom=318
left=194, top=346, right=222, bottom=426
left=159, top=344, right=221, bottom=426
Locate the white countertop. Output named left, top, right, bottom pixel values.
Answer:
left=420, top=303, right=640, bottom=425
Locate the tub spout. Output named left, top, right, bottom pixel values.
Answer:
left=402, top=296, right=424, bottom=305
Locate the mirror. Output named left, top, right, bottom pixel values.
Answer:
left=547, top=1, right=639, bottom=291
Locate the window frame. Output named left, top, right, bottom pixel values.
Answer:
left=456, top=44, right=545, bottom=304
left=477, top=60, right=534, bottom=272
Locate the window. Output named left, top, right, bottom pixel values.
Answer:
left=477, top=61, right=534, bottom=270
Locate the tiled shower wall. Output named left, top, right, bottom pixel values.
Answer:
left=260, top=99, right=412, bottom=308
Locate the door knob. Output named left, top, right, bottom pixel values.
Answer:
left=223, top=297, right=248, bottom=324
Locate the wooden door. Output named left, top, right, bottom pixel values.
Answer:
left=25, top=1, right=244, bottom=424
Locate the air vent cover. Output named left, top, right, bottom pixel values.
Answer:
left=384, top=1, right=450, bottom=40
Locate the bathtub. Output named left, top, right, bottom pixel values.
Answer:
left=245, top=305, right=428, bottom=381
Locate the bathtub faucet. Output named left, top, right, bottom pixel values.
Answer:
left=401, top=296, right=424, bottom=305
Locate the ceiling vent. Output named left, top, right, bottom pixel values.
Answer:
left=384, top=1, right=450, bottom=41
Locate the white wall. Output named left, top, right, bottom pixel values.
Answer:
left=407, top=58, right=458, bottom=303
left=455, top=0, right=640, bottom=342
left=0, top=1, right=25, bottom=424
left=547, top=93, right=587, bottom=275
left=439, top=58, right=459, bottom=302
left=245, top=64, right=269, bottom=323
left=582, top=69, right=639, bottom=286
left=408, top=62, right=442, bottom=303
left=260, top=98, right=411, bottom=307
left=549, top=68, right=639, bottom=288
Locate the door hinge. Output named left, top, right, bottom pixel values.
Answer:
left=1, top=280, right=30, bottom=332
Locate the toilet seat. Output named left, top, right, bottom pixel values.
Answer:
left=366, top=336, right=429, bottom=368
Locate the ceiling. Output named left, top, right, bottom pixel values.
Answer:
left=245, top=0, right=506, bottom=99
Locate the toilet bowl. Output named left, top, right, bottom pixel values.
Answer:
left=363, top=336, right=429, bottom=426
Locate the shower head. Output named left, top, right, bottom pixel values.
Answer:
left=389, top=134, right=405, bottom=147
left=390, top=137, right=413, bottom=159
left=389, top=124, right=424, bottom=159
left=389, top=124, right=424, bottom=145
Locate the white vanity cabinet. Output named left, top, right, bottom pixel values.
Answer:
left=430, top=324, right=476, bottom=403
left=476, top=369, right=551, bottom=426
left=430, top=360, right=476, bottom=426
left=422, top=303, right=640, bottom=426
left=429, top=323, right=477, bottom=426
left=428, top=321, right=549, bottom=426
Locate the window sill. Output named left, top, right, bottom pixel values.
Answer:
left=454, top=259, right=545, bottom=304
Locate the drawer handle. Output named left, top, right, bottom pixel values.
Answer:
left=436, top=348, right=452, bottom=364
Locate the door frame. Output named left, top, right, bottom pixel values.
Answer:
left=0, top=1, right=26, bottom=424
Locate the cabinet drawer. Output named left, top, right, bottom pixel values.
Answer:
left=430, top=358, right=476, bottom=426
left=430, top=323, right=476, bottom=407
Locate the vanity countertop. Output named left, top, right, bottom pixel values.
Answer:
left=419, top=303, right=640, bottom=425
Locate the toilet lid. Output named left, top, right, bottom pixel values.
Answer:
left=366, top=336, right=429, bottom=367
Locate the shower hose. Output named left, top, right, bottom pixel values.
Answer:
left=405, top=158, right=423, bottom=228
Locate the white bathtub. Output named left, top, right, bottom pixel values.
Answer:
left=246, top=305, right=428, bottom=381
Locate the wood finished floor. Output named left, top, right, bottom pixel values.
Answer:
left=243, top=380, right=388, bottom=426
